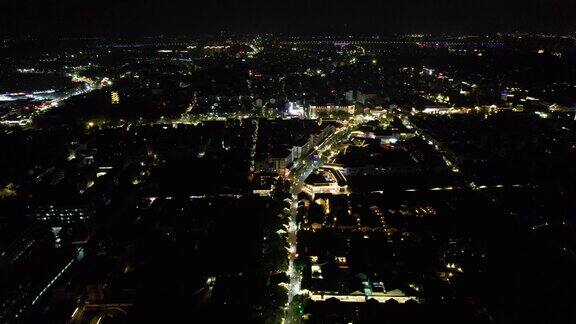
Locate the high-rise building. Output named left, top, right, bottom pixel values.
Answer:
left=110, top=91, right=120, bottom=105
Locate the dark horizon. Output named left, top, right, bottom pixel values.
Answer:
left=2, top=0, right=576, bottom=37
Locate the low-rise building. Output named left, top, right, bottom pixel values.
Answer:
left=302, top=167, right=349, bottom=199
left=310, top=104, right=355, bottom=117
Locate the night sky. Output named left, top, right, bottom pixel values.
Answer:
left=1, top=0, right=575, bottom=37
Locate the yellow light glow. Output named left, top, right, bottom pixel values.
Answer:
left=111, top=91, right=120, bottom=104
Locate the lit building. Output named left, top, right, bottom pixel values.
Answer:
left=422, top=106, right=452, bottom=115
left=310, top=124, right=337, bottom=146
left=291, top=135, right=314, bottom=160
left=27, top=205, right=93, bottom=225
left=111, top=91, right=120, bottom=104
left=27, top=205, right=94, bottom=248
left=255, top=148, right=293, bottom=177
left=302, top=167, right=349, bottom=199
left=357, top=91, right=378, bottom=104
left=286, top=101, right=305, bottom=117
left=345, top=90, right=354, bottom=102
left=309, top=104, right=355, bottom=117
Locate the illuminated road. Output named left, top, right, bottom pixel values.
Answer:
left=284, top=122, right=353, bottom=323
left=0, top=77, right=110, bottom=127
left=249, top=119, right=259, bottom=172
